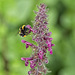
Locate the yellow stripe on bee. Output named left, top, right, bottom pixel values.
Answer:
left=24, top=35, right=26, bottom=37
left=22, top=25, right=25, bottom=30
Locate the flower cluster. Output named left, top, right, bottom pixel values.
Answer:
left=21, top=4, right=54, bottom=75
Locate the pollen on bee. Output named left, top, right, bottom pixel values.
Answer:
left=22, top=25, right=25, bottom=30
left=24, top=35, right=26, bottom=37
left=19, top=31, right=21, bottom=34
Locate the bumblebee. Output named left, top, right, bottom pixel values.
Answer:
left=19, top=25, right=30, bottom=37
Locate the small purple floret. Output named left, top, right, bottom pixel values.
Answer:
left=38, top=51, right=44, bottom=59
left=50, top=50, right=53, bottom=54
left=25, top=61, right=29, bottom=66
left=21, top=40, right=33, bottom=49
left=21, top=57, right=26, bottom=61
left=28, top=71, right=31, bottom=75
left=26, top=25, right=33, bottom=32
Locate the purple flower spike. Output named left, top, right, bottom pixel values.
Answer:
left=20, top=4, right=55, bottom=75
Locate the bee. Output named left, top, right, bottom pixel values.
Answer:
left=19, top=25, right=30, bottom=37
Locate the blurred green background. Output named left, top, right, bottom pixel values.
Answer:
left=0, top=0, right=75, bottom=75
